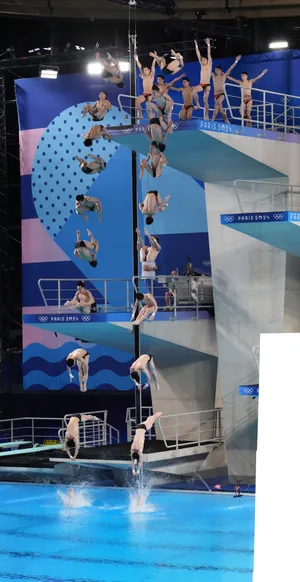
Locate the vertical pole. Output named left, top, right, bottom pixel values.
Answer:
left=57, top=280, right=61, bottom=310
left=31, top=419, right=34, bottom=445
left=129, top=4, right=142, bottom=428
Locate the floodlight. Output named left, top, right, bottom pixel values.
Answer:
left=269, top=41, right=289, bottom=49
left=119, top=61, right=130, bottom=72
left=39, top=66, right=59, bottom=79
left=87, top=62, right=103, bottom=75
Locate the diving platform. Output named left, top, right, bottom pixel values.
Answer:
left=220, top=211, right=300, bottom=256
left=110, top=119, right=288, bottom=183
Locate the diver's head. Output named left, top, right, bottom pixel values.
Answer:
left=66, top=358, right=75, bottom=368
left=146, top=216, right=154, bottom=225
left=130, top=370, right=140, bottom=383
left=76, top=194, right=85, bottom=202
left=84, top=138, right=93, bottom=147
left=89, top=260, right=98, bottom=268
left=117, top=82, right=124, bottom=89
left=135, top=292, right=144, bottom=301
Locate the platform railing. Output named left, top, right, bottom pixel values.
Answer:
left=59, top=411, right=119, bottom=449
left=126, top=406, right=155, bottom=442
left=118, top=86, right=300, bottom=134
left=224, top=83, right=300, bottom=133
left=234, top=179, right=300, bottom=213
left=158, top=408, right=224, bottom=450
left=0, top=417, right=65, bottom=446
left=38, top=278, right=133, bottom=312
left=117, top=93, right=223, bottom=124
left=133, top=275, right=214, bottom=319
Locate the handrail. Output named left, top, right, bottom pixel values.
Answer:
left=126, top=406, right=155, bottom=442
left=38, top=277, right=133, bottom=312
left=158, top=408, right=224, bottom=450
left=0, top=416, right=65, bottom=446
left=133, top=274, right=214, bottom=320
left=234, top=179, right=300, bottom=213
left=224, top=82, right=300, bottom=133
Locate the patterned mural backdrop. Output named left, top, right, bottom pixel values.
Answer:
left=16, top=68, right=211, bottom=392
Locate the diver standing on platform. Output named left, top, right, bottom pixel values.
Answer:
left=64, top=280, right=96, bottom=314
left=193, top=38, right=212, bottom=120
left=227, top=69, right=268, bottom=127
left=211, top=56, right=241, bottom=123
left=169, top=77, right=200, bottom=121
left=135, top=53, right=156, bottom=120
left=64, top=412, right=100, bottom=460
left=131, top=412, right=162, bottom=475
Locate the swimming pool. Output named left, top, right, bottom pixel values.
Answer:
left=0, top=483, right=254, bottom=582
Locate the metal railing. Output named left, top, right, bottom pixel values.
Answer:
left=0, top=417, right=65, bottom=446
left=117, top=93, right=223, bottom=125
left=234, top=180, right=300, bottom=213
left=38, top=278, right=133, bottom=312
left=118, top=85, right=300, bottom=134
left=224, top=83, right=300, bottom=133
left=126, top=406, right=155, bottom=442
left=59, top=410, right=119, bottom=449
left=133, top=275, right=214, bottom=319
left=158, top=408, right=224, bottom=450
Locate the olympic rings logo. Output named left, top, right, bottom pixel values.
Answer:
left=243, top=387, right=254, bottom=395
left=38, top=316, right=48, bottom=322
left=273, top=213, right=284, bottom=221
left=223, top=215, right=234, bottom=222
left=202, top=260, right=211, bottom=266
left=122, top=128, right=132, bottom=134
left=81, top=315, right=91, bottom=322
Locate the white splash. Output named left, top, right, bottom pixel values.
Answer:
left=57, top=488, right=92, bottom=508
left=128, top=482, right=156, bottom=514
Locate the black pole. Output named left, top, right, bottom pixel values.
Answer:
left=129, top=5, right=142, bottom=427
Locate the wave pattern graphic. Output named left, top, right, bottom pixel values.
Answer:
left=23, top=342, right=133, bottom=363
left=23, top=370, right=133, bottom=391
left=23, top=355, right=132, bottom=377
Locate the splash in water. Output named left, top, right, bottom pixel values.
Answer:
left=57, top=488, right=92, bottom=508
left=128, top=481, right=156, bottom=513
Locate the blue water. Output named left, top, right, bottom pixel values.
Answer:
left=0, top=483, right=254, bottom=582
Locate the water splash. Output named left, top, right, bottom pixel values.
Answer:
left=128, top=481, right=156, bottom=514
left=57, top=488, right=92, bottom=508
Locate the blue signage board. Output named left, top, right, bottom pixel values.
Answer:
left=239, top=385, right=259, bottom=397
left=221, top=212, right=290, bottom=225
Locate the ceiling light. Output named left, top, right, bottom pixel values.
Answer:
left=118, top=61, right=130, bottom=72
left=87, top=62, right=103, bottom=75
left=269, top=41, right=289, bottom=49
left=39, top=66, right=59, bottom=79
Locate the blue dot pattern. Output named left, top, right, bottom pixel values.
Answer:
left=32, top=103, right=129, bottom=238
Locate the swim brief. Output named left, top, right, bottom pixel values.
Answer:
left=136, top=423, right=147, bottom=431
left=214, top=93, right=224, bottom=100
left=200, top=83, right=211, bottom=89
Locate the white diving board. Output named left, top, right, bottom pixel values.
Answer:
left=0, top=440, right=32, bottom=449
left=0, top=444, right=63, bottom=457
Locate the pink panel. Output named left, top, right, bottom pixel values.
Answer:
left=22, top=218, right=70, bottom=263
left=22, top=324, right=71, bottom=349
left=19, top=128, right=45, bottom=176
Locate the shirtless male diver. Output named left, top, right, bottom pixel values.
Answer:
left=139, top=190, right=170, bottom=225
left=130, top=354, right=160, bottom=391
left=131, top=412, right=162, bottom=475
left=211, top=55, right=241, bottom=123
left=136, top=227, right=161, bottom=279
left=74, top=154, right=106, bottom=175
left=66, top=348, right=90, bottom=392
left=139, top=142, right=168, bottom=179
left=64, top=280, right=96, bottom=314
left=192, top=38, right=213, bottom=120
left=95, top=51, right=124, bottom=88
left=75, top=194, right=103, bottom=222
left=145, top=117, right=173, bottom=152
left=135, top=53, right=156, bottom=120
left=146, top=85, right=174, bottom=123
left=74, top=228, right=99, bottom=268
left=131, top=292, right=158, bottom=326
left=83, top=125, right=112, bottom=147
left=64, top=412, right=100, bottom=460
left=169, top=77, right=200, bottom=121
left=149, top=49, right=184, bottom=76
left=82, top=91, right=112, bottom=122
left=227, top=69, right=268, bottom=127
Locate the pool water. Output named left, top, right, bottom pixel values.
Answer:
left=0, top=483, right=254, bottom=582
